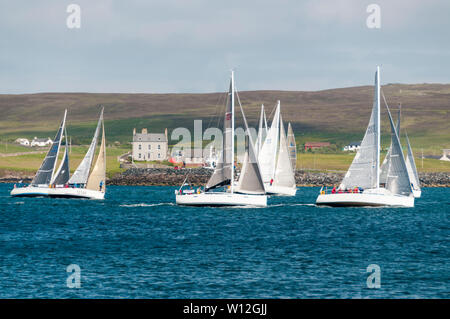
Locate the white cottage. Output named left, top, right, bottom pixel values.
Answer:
left=132, top=128, right=168, bottom=161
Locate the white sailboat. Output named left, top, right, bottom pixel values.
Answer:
left=258, top=101, right=297, bottom=196
left=316, top=66, right=414, bottom=207
left=11, top=108, right=106, bottom=200
left=175, top=71, right=267, bottom=207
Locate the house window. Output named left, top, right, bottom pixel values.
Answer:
left=138, top=153, right=141, bottom=159
left=158, top=144, right=161, bottom=150
left=138, top=144, right=142, bottom=150
left=148, top=153, right=151, bottom=159
left=158, top=153, right=161, bottom=158
left=148, top=144, right=151, bottom=150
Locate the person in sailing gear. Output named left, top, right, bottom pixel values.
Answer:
left=270, top=178, right=274, bottom=186
left=99, top=180, right=104, bottom=191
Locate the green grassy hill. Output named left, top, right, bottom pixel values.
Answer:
left=0, top=83, right=449, bottom=155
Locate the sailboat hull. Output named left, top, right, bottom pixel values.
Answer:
left=176, top=192, right=267, bottom=207
left=316, top=192, right=414, bottom=208
left=264, top=184, right=297, bottom=196
left=11, top=186, right=105, bottom=200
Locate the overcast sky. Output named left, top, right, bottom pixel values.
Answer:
left=1, top=0, right=449, bottom=93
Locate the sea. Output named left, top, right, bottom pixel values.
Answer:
left=0, top=184, right=448, bottom=299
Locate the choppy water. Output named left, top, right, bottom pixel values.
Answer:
left=0, top=184, right=448, bottom=298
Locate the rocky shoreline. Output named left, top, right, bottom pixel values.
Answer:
left=108, top=168, right=449, bottom=187
left=1, top=168, right=449, bottom=187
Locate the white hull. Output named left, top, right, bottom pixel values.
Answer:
left=412, top=189, right=421, bottom=198
left=264, top=184, right=297, bottom=196
left=316, top=191, right=414, bottom=208
left=176, top=192, right=267, bottom=207
left=11, top=186, right=105, bottom=200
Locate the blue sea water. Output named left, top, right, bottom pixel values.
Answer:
left=0, top=184, right=448, bottom=299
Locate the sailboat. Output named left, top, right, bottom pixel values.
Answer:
left=175, top=71, right=267, bottom=207
left=380, top=107, right=421, bottom=198
left=11, top=108, right=106, bottom=200
left=316, top=66, right=414, bottom=207
left=258, top=101, right=297, bottom=196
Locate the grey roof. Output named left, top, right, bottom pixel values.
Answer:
left=133, top=133, right=167, bottom=143
left=347, top=141, right=361, bottom=146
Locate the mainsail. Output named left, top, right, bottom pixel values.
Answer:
left=31, top=110, right=67, bottom=186
left=287, top=122, right=296, bottom=171
left=69, top=108, right=103, bottom=185
left=405, top=133, right=421, bottom=192
left=51, top=128, right=70, bottom=185
left=206, top=74, right=234, bottom=191
left=340, top=68, right=380, bottom=190
left=380, top=108, right=401, bottom=184
left=86, top=119, right=106, bottom=192
left=385, top=106, right=412, bottom=196
left=258, top=101, right=280, bottom=183
left=273, top=115, right=296, bottom=188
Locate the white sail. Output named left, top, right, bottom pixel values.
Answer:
left=32, top=110, right=67, bottom=186
left=86, top=119, right=106, bottom=192
left=255, top=104, right=266, bottom=157
left=236, top=96, right=265, bottom=195
left=405, top=133, right=421, bottom=192
left=258, top=101, right=280, bottom=183
left=273, top=115, right=296, bottom=188
left=287, top=122, right=296, bottom=171
left=236, top=135, right=265, bottom=194
left=69, top=108, right=103, bottom=185
left=51, top=127, right=70, bottom=185
left=380, top=108, right=400, bottom=184
left=206, top=72, right=234, bottom=191
left=385, top=106, right=412, bottom=196
left=340, top=67, right=380, bottom=190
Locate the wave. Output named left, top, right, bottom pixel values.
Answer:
left=119, top=202, right=174, bottom=208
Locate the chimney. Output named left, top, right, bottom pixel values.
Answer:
left=165, top=128, right=168, bottom=141
left=142, top=128, right=147, bottom=134
left=133, top=128, right=136, bottom=135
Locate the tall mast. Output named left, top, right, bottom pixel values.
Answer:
left=375, top=66, right=381, bottom=189
left=230, top=70, right=235, bottom=193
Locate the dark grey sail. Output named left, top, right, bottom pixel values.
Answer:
left=205, top=78, right=233, bottom=191
left=31, top=110, right=67, bottom=186
left=52, top=142, right=70, bottom=185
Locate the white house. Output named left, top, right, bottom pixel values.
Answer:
left=440, top=149, right=450, bottom=161
left=31, top=137, right=53, bottom=147
left=132, top=128, right=169, bottom=161
left=343, top=141, right=361, bottom=152
left=15, top=138, right=30, bottom=146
